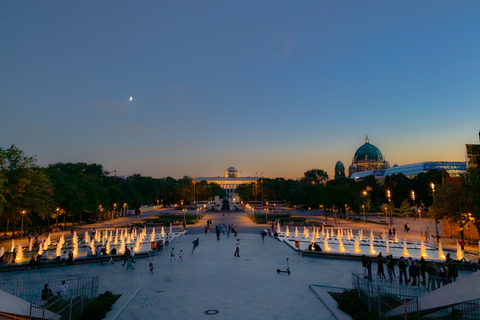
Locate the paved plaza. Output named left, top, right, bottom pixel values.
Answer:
left=1, top=210, right=477, bottom=320
left=1, top=212, right=360, bottom=320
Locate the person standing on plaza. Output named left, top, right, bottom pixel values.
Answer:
left=191, top=238, right=199, bottom=254
left=178, top=250, right=183, bottom=262
left=149, top=262, right=154, bottom=274
left=170, top=247, right=176, bottom=260
left=409, top=260, right=420, bottom=286
left=165, top=233, right=170, bottom=248
left=386, top=255, right=395, bottom=282
left=426, top=261, right=437, bottom=291
left=398, top=257, right=409, bottom=284
left=234, top=226, right=238, bottom=237
left=376, top=253, right=386, bottom=279
left=419, top=256, right=427, bottom=285
left=58, top=281, right=68, bottom=297
left=366, top=257, right=372, bottom=281
left=234, top=239, right=240, bottom=257
left=216, top=226, right=220, bottom=241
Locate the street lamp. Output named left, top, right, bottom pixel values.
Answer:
left=20, top=210, right=26, bottom=234
left=362, top=190, right=368, bottom=223
left=56, top=208, right=60, bottom=228
left=387, top=189, right=392, bottom=226
left=113, top=203, right=117, bottom=220
left=362, top=205, right=365, bottom=222
left=192, top=180, right=196, bottom=208
left=431, top=183, right=438, bottom=234
left=183, top=208, right=186, bottom=225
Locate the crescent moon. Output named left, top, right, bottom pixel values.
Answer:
left=129, top=96, right=133, bottom=101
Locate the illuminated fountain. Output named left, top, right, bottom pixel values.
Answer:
left=151, top=228, right=156, bottom=242
left=338, top=237, right=345, bottom=252
left=438, top=240, right=445, bottom=259
left=0, top=247, right=4, bottom=257
left=394, top=233, right=399, bottom=243
left=10, top=239, right=15, bottom=253
left=421, top=240, right=427, bottom=257
left=28, top=239, right=33, bottom=251
left=403, top=239, right=409, bottom=257
left=370, top=237, right=376, bottom=254
left=43, top=241, right=48, bottom=251
left=354, top=237, right=361, bottom=253
left=16, top=244, right=23, bottom=261
left=85, top=231, right=90, bottom=245
left=413, top=236, right=418, bottom=248
left=38, top=245, right=43, bottom=256
left=119, top=236, right=125, bottom=253
left=56, top=241, right=62, bottom=257
left=106, top=240, right=110, bottom=254
left=456, top=241, right=464, bottom=261
left=286, top=226, right=290, bottom=237
left=304, top=228, right=309, bottom=239
left=324, top=237, right=330, bottom=251
left=321, top=227, right=325, bottom=237
left=386, top=238, right=390, bottom=254
left=295, top=227, right=298, bottom=238
left=161, top=226, right=165, bottom=238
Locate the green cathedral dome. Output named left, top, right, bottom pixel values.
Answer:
left=353, top=136, right=384, bottom=162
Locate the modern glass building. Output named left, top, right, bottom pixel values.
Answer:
left=350, top=161, right=467, bottom=182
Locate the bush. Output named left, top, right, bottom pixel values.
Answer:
left=78, top=291, right=119, bottom=320
left=333, top=290, right=377, bottom=320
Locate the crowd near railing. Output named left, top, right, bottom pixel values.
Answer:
left=351, top=273, right=480, bottom=319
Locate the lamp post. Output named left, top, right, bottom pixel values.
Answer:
left=362, top=190, right=367, bottom=223
left=431, top=183, right=438, bottom=234
left=255, top=181, right=257, bottom=202
left=411, top=190, right=417, bottom=220
left=183, top=208, right=186, bottom=225
left=113, top=203, right=117, bottom=220
left=56, top=208, right=60, bottom=228
left=193, top=180, right=196, bottom=208
left=20, top=210, right=26, bottom=234
left=387, top=189, right=392, bottom=226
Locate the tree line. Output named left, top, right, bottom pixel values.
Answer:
left=0, top=145, right=225, bottom=234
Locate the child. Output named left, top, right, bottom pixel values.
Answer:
left=170, top=247, right=175, bottom=260
left=149, top=262, right=154, bottom=274
left=178, top=250, right=183, bottom=262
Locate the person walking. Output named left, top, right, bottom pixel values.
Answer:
left=121, top=247, right=130, bottom=266
left=149, top=262, right=154, bottom=274
left=191, top=238, right=199, bottom=254
left=386, top=255, right=395, bottom=282
left=234, top=239, right=240, bottom=257
left=130, top=247, right=136, bottom=264
left=126, top=256, right=135, bottom=271
left=170, top=247, right=176, bottom=260
left=419, top=256, right=427, bottom=285
left=234, top=226, right=238, bottom=237
left=366, top=257, right=372, bottom=281
left=409, top=260, right=420, bottom=286
left=216, top=226, right=220, bottom=241
left=178, top=250, right=183, bottom=262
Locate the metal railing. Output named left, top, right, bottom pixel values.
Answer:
left=0, top=275, right=99, bottom=320
left=352, top=273, right=480, bottom=319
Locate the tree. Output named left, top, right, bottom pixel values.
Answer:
left=301, top=169, right=329, bottom=185
left=398, top=199, right=411, bottom=218
left=0, top=145, right=53, bottom=234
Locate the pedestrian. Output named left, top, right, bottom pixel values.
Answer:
left=398, top=257, right=409, bottom=284
left=216, top=227, right=220, bottom=241
left=165, top=234, right=170, bottom=248
left=57, top=281, right=68, bottom=297
left=409, top=260, right=420, bottom=286
left=386, top=255, right=395, bottom=282
left=234, top=226, right=238, bottom=237
left=392, top=228, right=396, bottom=236
left=191, top=238, right=199, bottom=254
left=170, top=247, right=176, bottom=260
left=436, top=232, right=440, bottom=244
left=121, top=247, right=130, bottom=266
left=130, top=247, right=136, bottom=264
left=362, top=255, right=368, bottom=278
left=419, top=256, right=427, bottom=285
left=41, top=284, right=54, bottom=301
left=377, top=253, right=386, bottom=279
left=178, top=250, right=183, bottom=262
left=126, top=256, right=135, bottom=271
left=426, top=261, right=437, bottom=291
left=234, top=239, right=240, bottom=257
left=404, top=223, right=408, bottom=232
left=388, top=229, right=392, bottom=238
left=149, top=262, right=154, bottom=274
left=366, top=257, right=372, bottom=281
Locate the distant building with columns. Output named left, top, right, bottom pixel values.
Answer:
left=195, top=167, right=258, bottom=201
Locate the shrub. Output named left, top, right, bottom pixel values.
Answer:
left=78, top=291, right=119, bottom=320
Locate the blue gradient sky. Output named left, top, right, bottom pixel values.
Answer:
left=1, top=1, right=479, bottom=180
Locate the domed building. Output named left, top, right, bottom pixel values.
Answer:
left=348, top=136, right=389, bottom=177
left=334, top=161, right=345, bottom=179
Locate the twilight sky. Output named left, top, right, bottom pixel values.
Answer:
left=1, top=1, right=479, bottom=180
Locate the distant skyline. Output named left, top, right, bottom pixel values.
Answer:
left=2, top=1, right=479, bottom=180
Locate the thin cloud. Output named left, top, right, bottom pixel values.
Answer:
left=281, top=32, right=297, bottom=58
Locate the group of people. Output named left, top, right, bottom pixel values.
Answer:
left=362, top=253, right=460, bottom=291
left=213, top=224, right=238, bottom=240
left=41, top=280, right=68, bottom=302
left=121, top=246, right=136, bottom=270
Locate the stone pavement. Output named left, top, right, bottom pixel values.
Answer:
left=1, top=212, right=359, bottom=320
